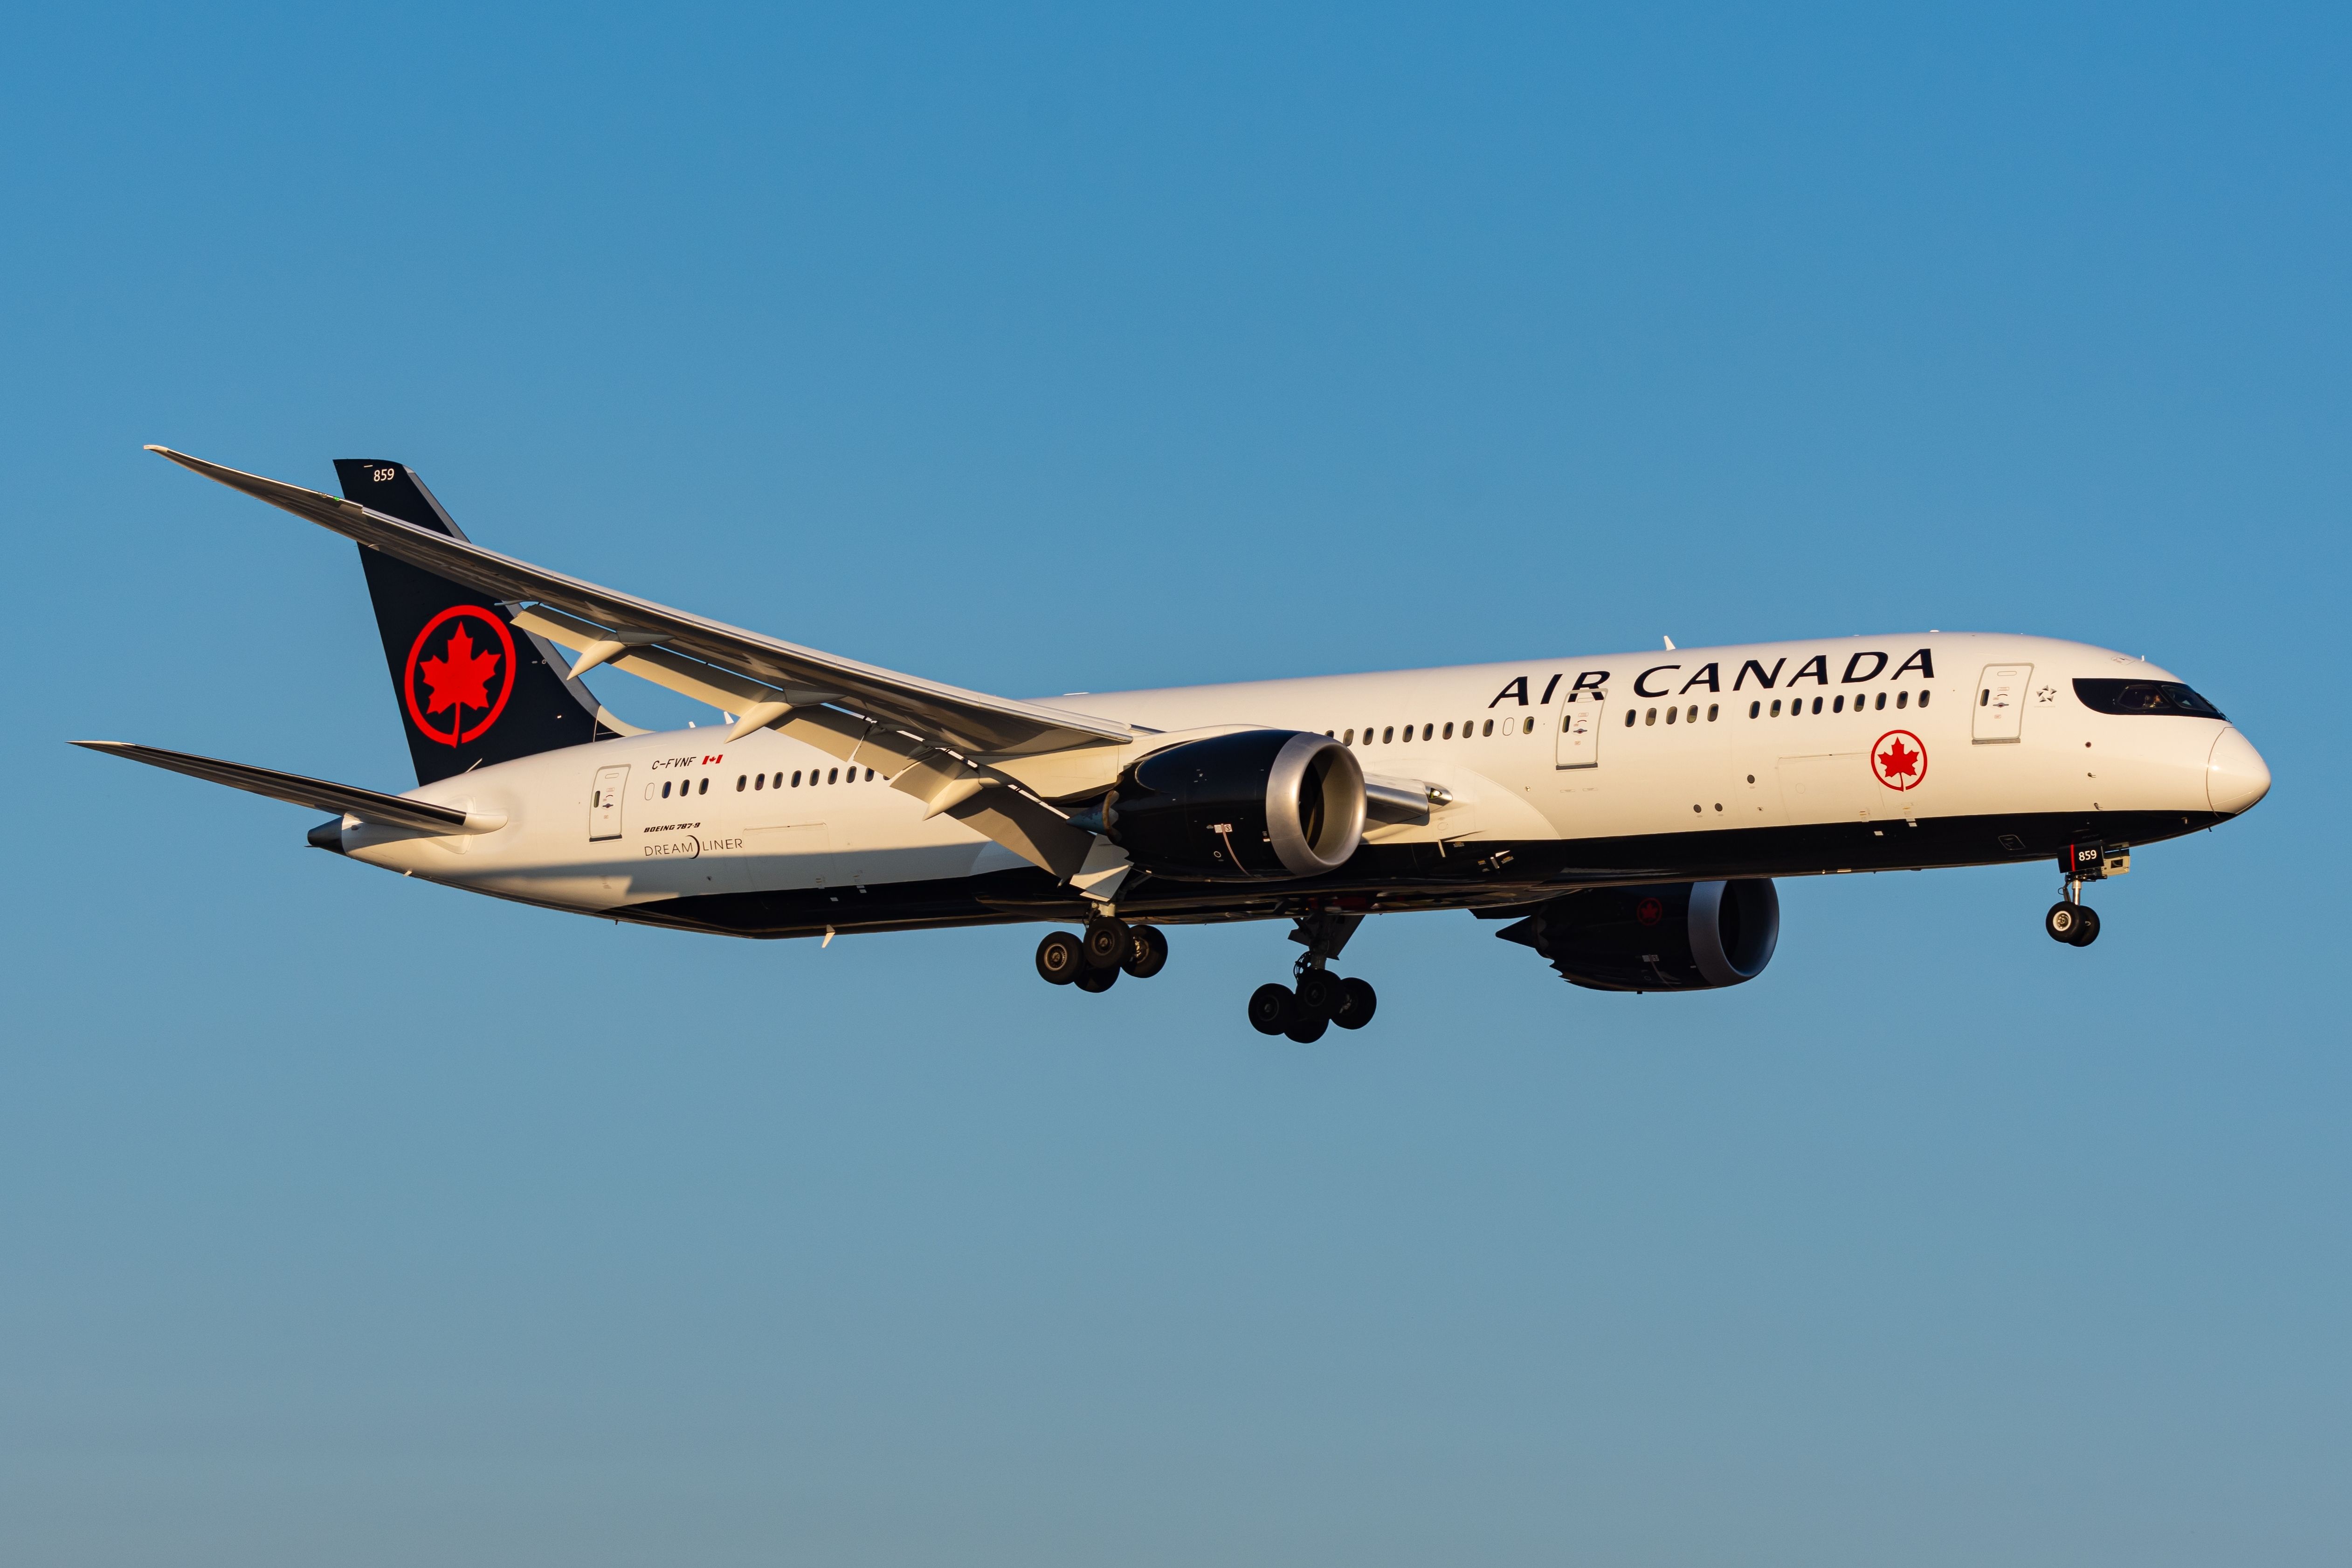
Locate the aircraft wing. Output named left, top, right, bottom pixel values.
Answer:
left=146, top=446, right=1124, bottom=883
left=73, top=740, right=501, bottom=835
left=145, top=447, right=1130, bottom=759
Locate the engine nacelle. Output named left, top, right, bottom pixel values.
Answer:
left=1104, top=730, right=1366, bottom=881
left=1496, top=879, right=1780, bottom=992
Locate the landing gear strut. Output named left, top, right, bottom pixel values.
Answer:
left=1248, top=909, right=1379, bottom=1040
left=2044, top=840, right=2110, bottom=947
left=1037, top=918, right=1170, bottom=993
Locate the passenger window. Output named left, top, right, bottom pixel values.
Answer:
left=1749, top=701, right=1760, bottom=718
left=736, top=775, right=746, bottom=791
left=1876, top=692, right=1887, bottom=711
left=1918, top=691, right=1931, bottom=708
left=1666, top=706, right=1677, bottom=725
left=1422, top=723, right=1434, bottom=740
left=754, top=774, right=765, bottom=789
left=828, top=768, right=839, bottom=784
left=699, top=777, right=710, bottom=794
left=1343, top=728, right=1353, bottom=744
left=1382, top=726, right=1393, bottom=743
left=1442, top=722, right=1454, bottom=739
left=792, top=770, right=802, bottom=786
left=1812, top=697, right=1822, bottom=715
left=1833, top=695, right=1844, bottom=713
left=1401, top=725, right=1412, bottom=743
left=1897, top=691, right=1909, bottom=709
left=1707, top=704, right=1719, bottom=721
left=1483, top=719, right=1493, bottom=736
left=1687, top=705, right=1698, bottom=723
left=1645, top=707, right=1657, bottom=725
left=1771, top=699, right=1783, bottom=717
left=1624, top=709, right=1636, bottom=728
left=662, top=780, right=672, bottom=797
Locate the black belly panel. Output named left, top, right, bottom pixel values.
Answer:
left=604, top=807, right=2224, bottom=939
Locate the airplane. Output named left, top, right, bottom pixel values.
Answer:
left=80, top=447, right=2272, bottom=1040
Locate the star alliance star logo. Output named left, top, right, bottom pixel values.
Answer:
left=2035, top=685, right=2059, bottom=703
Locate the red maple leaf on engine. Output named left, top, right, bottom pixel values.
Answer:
left=1877, top=736, right=1920, bottom=781
left=418, top=621, right=501, bottom=716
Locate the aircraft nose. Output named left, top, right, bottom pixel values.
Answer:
left=2206, top=726, right=2271, bottom=815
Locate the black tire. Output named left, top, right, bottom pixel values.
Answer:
left=1295, top=969, right=1342, bottom=1019
left=1248, top=982, right=1296, bottom=1036
left=1075, top=964, right=1119, bottom=993
left=1331, top=976, right=1378, bottom=1030
left=1284, top=1013, right=1330, bottom=1043
left=1082, top=918, right=1130, bottom=970
left=2044, top=902, right=2084, bottom=944
left=2068, top=905, right=2102, bottom=946
left=1122, top=925, right=1169, bottom=978
left=1036, top=930, right=1084, bottom=984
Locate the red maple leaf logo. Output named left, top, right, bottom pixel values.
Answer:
left=1877, top=736, right=1919, bottom=782
left=418, top=621, right=501, bottom=717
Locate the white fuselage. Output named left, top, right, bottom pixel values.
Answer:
left=333, top=632, right=2266, bottom=932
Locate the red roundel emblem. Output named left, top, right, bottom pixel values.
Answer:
left=1634, top=895, right=1665, bottom=926
left=1872, top=729, right=1927, bottom=791
left=403, top=606, right=516, bottom=746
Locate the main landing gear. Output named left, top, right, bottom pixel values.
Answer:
left=1248, top=909, right=1378, bottom=1042
left=2043, top=839, right=2113, bottom=947
left=1036, top=915, right=1168, bottom=994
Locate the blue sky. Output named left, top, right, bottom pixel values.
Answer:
left=3, top=5, right=2347, bottom=1564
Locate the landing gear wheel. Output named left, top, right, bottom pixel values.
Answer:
left=1074, top=964, right=1119, bottom=993
left=1036, top=930, right=1083, bottom=984
left=1122, top=925, right=1169, bottom=978
left=2044, top=903, right=2090, bottom=944
left=1248, top=983, right=1297, bottom=1036
left=1331, top=977, right=1378, bottom=1030
left=1082, top=918, right=1130, bottom=970
left=1295, top=969, right=1343, bottom=1019
left=2067, top=905, right=2101, bottom=946
left=1284, top=1013, right=1329, bottom=1043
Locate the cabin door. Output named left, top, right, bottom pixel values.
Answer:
left=1556, top=691, right=1603, bottom=768
left=589, top=765, right=629, bottom=841
left=1973, top=664, right=2032, bottom=743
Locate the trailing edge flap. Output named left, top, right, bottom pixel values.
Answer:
left=145, top=446, right=1132, bottom=760
left=72, top=741, right=499, bottom=835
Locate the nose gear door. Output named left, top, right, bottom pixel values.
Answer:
left=590, top=765, right=629, bottom=840
left=1973, top=664, right=2031, bottom=743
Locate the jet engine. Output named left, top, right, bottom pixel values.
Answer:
left=1101, top=730, right=1366, bottom=881
left=1496, top=879, right=1780, bottom=992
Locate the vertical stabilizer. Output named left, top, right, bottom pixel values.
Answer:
left=334, top=459, right=618, bottom=784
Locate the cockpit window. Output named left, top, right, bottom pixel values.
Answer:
left=2073, top=678, right=2226, bottom=719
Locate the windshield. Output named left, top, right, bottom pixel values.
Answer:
left=2073, top=678, right=2226, bottom=720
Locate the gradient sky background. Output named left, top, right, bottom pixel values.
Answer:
left=4, top=5, right=2348, bottom=1565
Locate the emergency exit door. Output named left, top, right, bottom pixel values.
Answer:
left=1556, top=691, right=1602, bottom=767
left=1973, top=665, right=2032, bottom=743
left=590, top=765, right=629, bottom=840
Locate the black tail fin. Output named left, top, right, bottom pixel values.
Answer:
left=335, top=459, right=612, bottom=785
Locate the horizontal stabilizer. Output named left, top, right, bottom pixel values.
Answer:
left=72, top=741, right=499, bottom=835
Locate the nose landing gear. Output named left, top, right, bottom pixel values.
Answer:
left=2044, top=840, right=2114, bottom=947
left=1247, top=909, right=1379, bottom=1040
